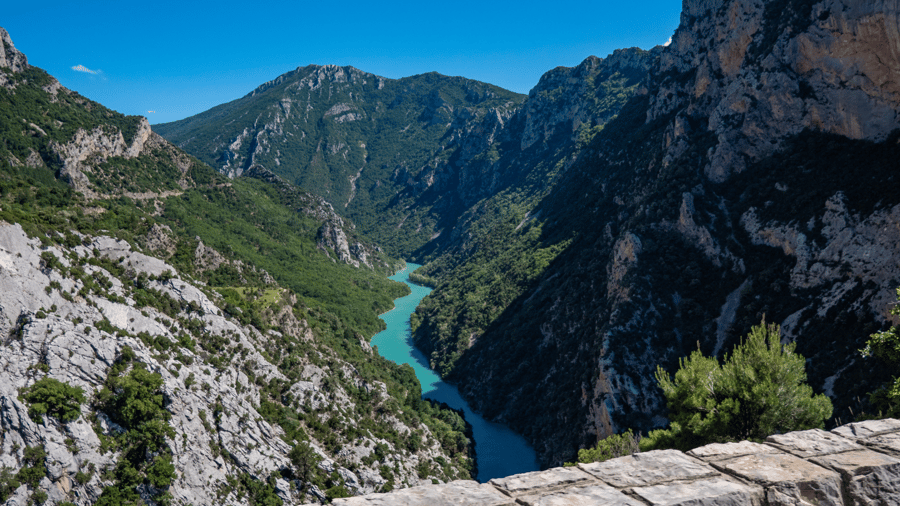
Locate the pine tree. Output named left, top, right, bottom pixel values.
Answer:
left=642, top=321, right=833, bottom=451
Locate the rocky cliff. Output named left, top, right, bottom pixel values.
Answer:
left=0, top=223, right=462, bottom=505
left=436, top=0, right=900, bottom=467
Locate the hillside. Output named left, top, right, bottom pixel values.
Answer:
left=0, top=27, right=475, bottom=505
left=153, top=67, right=526, bottom=255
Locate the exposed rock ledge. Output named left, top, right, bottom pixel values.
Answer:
left=332, top=418, right=900, bottom=505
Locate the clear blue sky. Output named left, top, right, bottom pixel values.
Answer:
left=5, top=1, right=682, bottom=124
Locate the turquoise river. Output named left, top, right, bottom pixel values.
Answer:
left=371, top=263, right=539, bottom=482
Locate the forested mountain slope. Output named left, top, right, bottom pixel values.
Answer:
left=0, top=27, right=474, bottom=505
left=153, top=67, right=526, bottom=254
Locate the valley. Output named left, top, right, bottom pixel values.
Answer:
left=1, top=0, right=900, bottom=502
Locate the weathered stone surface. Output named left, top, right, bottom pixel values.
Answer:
left=861, top=432, right=900, bottom=457
left=713, top=452, right=843, bottom=506
left=812, top=449, right=900, bottom=505
left=580, top=450, right=718, bottom=488
left=523, top=483, right=645, bottom=506
left=332, top=480, right=515, bottom=506
left=831, top=418, right=900, bottom=440
left=489, top=466, right=594, bottom=497
left=688, top=441, right=778, bottom=462
left=632, top=477, right=764, bottom=506
left=766, top=428, right=864, bottom=458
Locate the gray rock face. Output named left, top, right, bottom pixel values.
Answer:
left=0, top=222, right=461, bottom=504
left=0, top=27, right=28, bottom=74
left=653, top=0, right=900, bottom=182
left=340, top=419, right=900, bottom=505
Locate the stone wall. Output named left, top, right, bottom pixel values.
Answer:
left=331, top=418, right=900, bottom=505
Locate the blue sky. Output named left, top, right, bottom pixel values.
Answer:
left=5, top=1, right=682, bottom=124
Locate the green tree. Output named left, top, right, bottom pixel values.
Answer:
left=860, top=287, right=900, bottom=417
left=21, top=377, right=85, bottom=424
left=643, top=321, right=833, bottom=451
left=288, top=441, right=320, bottom=486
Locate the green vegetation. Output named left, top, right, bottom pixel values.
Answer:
left=154, top=67, right=527, bottom=256
left=642, top=321, right=833, bottom=451
left=413, top=203, right=572, bottom=376
left=409, top=58, right=651, bottom=379
left=566, top=429, right=640, bottom=465
left=93, top=347, right=176, bottom=505
left=860, top=288, right=900, bottom=418
left=21, top=377, right=85, bottom=424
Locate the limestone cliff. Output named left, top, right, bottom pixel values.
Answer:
left=431, top=0, right=900, bottom=468
left=0, top=223, right=458, bottom=505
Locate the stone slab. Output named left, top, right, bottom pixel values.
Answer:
left=766, top=428, right=863, bottom=458
left=632, top=477, right=764, bottom=506
left=812, top=449, right=900, bottom=504
left=580, top=450, right=718, bottom=488
left=712, top=452, right=843, bottom=506
left=520, top=483, right=645, bottom=506
left=831, top=418, right=900, bottom=440
left=688, top=441, right=778, bottom=462
left=862, top=432, right=900, bottom=457
left=331, top=480, right=515, bottom=506
left=489, top=466, right=595, bottom=497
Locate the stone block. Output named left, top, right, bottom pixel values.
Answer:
left=688, top=441, right=779, bottom=462
left=812, top=449, right=900, bottom=504
left=862, top=432, right=900, bottom=457
left=831, top=418, right=900, bottom=440
left=712, top=452, right=843, bottom=506
left=766, top=428, right=863, bottom=458
left=519, top=482, right=645, bottom=506
left=489, top=466, right=595, bottom=498
left=579, top=450, right=718, bottom=488
left=632, top=477, right=764, bottom=506
left=331, top=480, right=516, bottom=506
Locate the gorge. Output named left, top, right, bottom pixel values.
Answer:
left=371, top=264, right=538, bottom=482
left=0, top=0, right=900, bottom=503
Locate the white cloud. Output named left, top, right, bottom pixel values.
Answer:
left=147, top=110, right=156, bottom=114
left=663, top=36, right=673, bottom=47
left=71, top=64, right=98, bottom=74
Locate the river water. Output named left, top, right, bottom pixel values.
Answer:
left=371, top=262, right=539, bottom=482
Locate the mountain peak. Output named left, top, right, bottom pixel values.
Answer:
left=0, top=27, right=28, bottom=73
left=247, top=63, right=383, bottom=97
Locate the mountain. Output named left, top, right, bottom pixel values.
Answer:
left=0, top=27, right=475, bottom=505
left=425, top=0, right=900, bottom=466
left=153, top=67, right=526, bottom=255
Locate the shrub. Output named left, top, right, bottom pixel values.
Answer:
left=643, top=321, right=833, bottom=451
left=22, top=378, right=85, bottom=424
left=570, top=429, right=640, bottom=464
left=860, top=287, right=900, bottom=417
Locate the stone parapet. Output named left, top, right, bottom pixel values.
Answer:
left=334, top=418, right=900, bottom=505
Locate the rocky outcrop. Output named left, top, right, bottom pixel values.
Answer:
left=0, top=27, right=28, bottom=74
left=427, top=0, right=900, bottom=469
left=244, top=165, right=380, bottom=269
left=51, top=118, right=154, bottom=197
left=335, top=419, right=900, bottom=505
left=0, top=222, right=462, bottom=504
